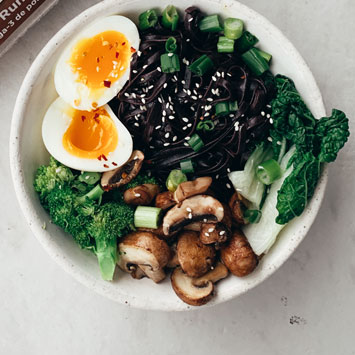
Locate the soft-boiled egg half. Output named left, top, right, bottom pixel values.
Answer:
left=54, top=15, right=140, bottom=111
left=42, top=97, right=133, bottom=172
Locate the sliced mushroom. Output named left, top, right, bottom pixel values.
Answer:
left=174, top=177, right=213, bottom=203
left=101, top=150, right=144, bottom=190
left=177, top=231, right=215, bottom=277
left=167, top=244, right=179, bottom=268
left=184, top=222, right=202, bottom=231
left=163, top=195, right=224, bottom=235
left=117, top=231, right=170, bottom=283
left=220, top=230, right=258, bottom=277
left=155, top=191, right=176, bottom=210
left=199, top=204, right=233, bottom=247
left=171, top=262, right=228, bottom=306
left=124, top=184, right=160, bottom=205
left=229, top=192, right=250, bottom=225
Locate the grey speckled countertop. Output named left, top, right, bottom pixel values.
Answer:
left=1, top=1, right=354, bottom=354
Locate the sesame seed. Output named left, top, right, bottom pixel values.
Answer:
left=155, top=125, right=162, bottom=130
left=148, top=85, right=154, bottom=90
left=141, top=98, right=146, bottom=104
left=165, top=132, right=170, bottom=138
left=175, top=87, right=178, bottom=93
left=162, top=117, right=165, bottom=123
left=195, top=83, right=200, bottom=88
left=132, top=93, right=137, bottom=98
left=133, top=70, right=138, bottom=74
left=186, top=38, right=190, bottom=42
left=120, top=66, right=124, bottom=71
left=191, top=95, right=198, bottom=100
left=166, top=103, right=170, bottom=109
left=134, top=123, right=139, bottom=127
left=141, top=78, right=145, bottom=82
left=266, top=104, right=271, bottom=108
left=193, top=89, right=198, bottom=95
left=185, top=136, right=191, bottom=140
left=186, top=207, right=192, bottom=212
left=135, top=193, right=141, bottom=197
left=173, top=136, right=177, bottom=142
left=164, top=143, right=170, bottom=147
left=221, top=72, right=225, bottom=78
left=182, top=117, right=189, bottom=122
left=227, top=72, right=232, bottom=77
left=184, top=142, right=189, bottom=147
left=188, top=213, right=193, bottom=219
left=169, top=115, right=175, bottom=120
left=267, top=137, right=273, bottom=142
left=269, top=118, right=274, bottom=124
left=208, top=228, right=214, bottom=233
left=212, top=76, right=217, bottom=82
left=187, top=89, right=192, bottom=95
left=143, top=64, right=148, bottom=69
left=219, top=231, right=226, bottom=236
left=226, top=183, right=231, bottom=189
left=229, top=114, right=234, bottom=118
left=158, top=97, right=163, bottom=103
left=227, top=168, right=231, bottom=173
left=216, top=71, right=221, bottom=77
left=168, top=52, right=174, bottom=57
left=162, top=110, right=166, bottom=116
left=205, top=232, right=210, bottom=237
left=261, top=111, right=266, bottom=116
left=182, top=126, right=188, bottom=130
left=188, top=17, right=194, bottom=22
left=181, top=80, right=186, bottom=85
left=137, top=51, right=142, bottom=56
left=204, top=112, right=210, bottom=117
left=207, top=98, right=213, bottom=102
left=191, top=107, right=195, bottom=111
left=277, top=141, right=282, bottom=145
left=157, top=67, right=162, bottom=72
left=266, top=113, right=271, bottom=118
left=124, top=93, right=130, bottom=97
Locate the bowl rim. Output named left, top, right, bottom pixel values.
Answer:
left=9, top=0, right=328, bottom=311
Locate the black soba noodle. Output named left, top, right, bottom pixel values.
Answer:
left=109, top=7, right=276, bottom=199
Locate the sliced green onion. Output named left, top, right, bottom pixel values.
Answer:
left=224, top=18, right=244, bottom=40
left=199, top=14, right=223, bottom=32
left=229, top=101, right=239, bottom=112
left=180, top=159, right=195, bottom=174
left=241, top=48, right=269, bottom=76
left=134, top=206, right=162, bottom=229
left=78, top=172, right=101, bottom=185
left=188, top=55, right=214, bottom=76
left=166, top=169, right=187, bottom=191
left=188, top=133, right=204, bottom=152
left=256, top=159, right=282, bottom=185
left=162, top=5, right=179, bottom=31
left=165, top=37, right=177, bottom=53
left=255, top=48, right=272, bottom=63
left=138, top=9, right=158, bottom=30
left=217, top=36, right=235, bottom=53
left=244, top=209, right=262, bottom=224
left=236, top=31, right=259, bottom=53
left=197, top=120, right=215, bottom=132
left=215, top=102, right=230, bottom=116
left=160, top=53, right=180, bottom=73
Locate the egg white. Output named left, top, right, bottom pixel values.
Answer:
left=54, top=15, right=140, bottom=111
left=42, top=97, right=133, bottom=172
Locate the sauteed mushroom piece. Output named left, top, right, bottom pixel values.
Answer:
left=124, top=184, right=160, bottom=205
left=174, top=177, right=212, bottom=203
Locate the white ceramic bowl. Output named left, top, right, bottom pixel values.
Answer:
left=10, top=0, right=327, bottom=311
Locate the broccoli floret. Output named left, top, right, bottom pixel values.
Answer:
left=88, top=202, right=134, bottom=281
left=46, top=185, right=95, bottom=249
left=34, top=157, right=75, bottom=207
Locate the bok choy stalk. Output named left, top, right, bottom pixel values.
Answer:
left=243, top=146, right=296, bottom=256
left=228, top=143, right=273, bottom=209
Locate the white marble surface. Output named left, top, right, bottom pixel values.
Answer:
left=1, top=0, right=354, bottom=354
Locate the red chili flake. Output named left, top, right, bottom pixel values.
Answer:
left=122, top=42, right=126, bottom=46
left=81, top=115, right=86, bottom=122
left=112, top=162, right=118, bottom=166
left=96, top=57, right=100, bottom=63
left=130, top=47, right=136, bottom=53
left=103, top=164, right=109, bottom=168
left=97, top=155, right=103, bottom=161
left=240, top=75, right=246, bottom=79
left=93, top=113, right=100, bottom=123
left=115, top=52, right=119, bottom=58
left=101, top=154, right=108, bottom=161
left=103, top=80, right=111, bottom=88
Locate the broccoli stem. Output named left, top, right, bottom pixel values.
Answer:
left=95, top=237, right=118, bottom=281
left=76, top=184, right=104, bottom=204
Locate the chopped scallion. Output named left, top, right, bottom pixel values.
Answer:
left=199, top=14, right=223, bottom=32
left=188, top=133, right=204, bottom=152
left=165, top=37, right=177, bottom=53
left=244, top=209, right=262, bottom=224
left=166, top=169, right=187, bottom=191
left=229, top=101, right=239, bottom=111
left=162, top=5, right=179, bottom=31
left=256, top=159, right=282, bottom=185
left=217, top=36, right=235, bottom=53
left=255, top=48, right=272, bottom=63
left=241, top=48, right=269, bottom=76
left=138, top=9, right=158, bottom=30
left=180, top=159, right=195, bottom=174
left=188, top=55, right=214, bottom=76
left=215, top=102, right=230, bottom=116
left=236, top=31, right=259, bottom=53
left=160, top=53, right=180, bottom=73
left=134, top=206, right=162, bottom=229
left=224, top=18, right=244, bottom=40
left=197, top=120, right=215, bottom=132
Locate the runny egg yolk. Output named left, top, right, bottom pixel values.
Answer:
left=63, top=107, right=118, bottom=159
left=69, top=30, right=132, bottom=90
